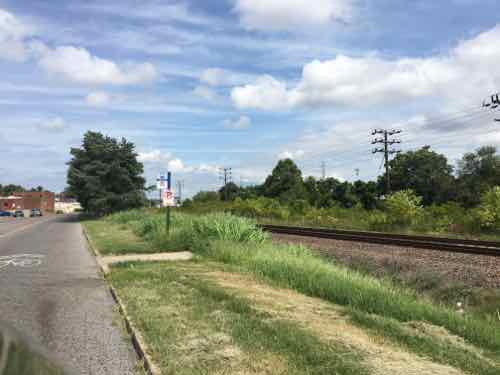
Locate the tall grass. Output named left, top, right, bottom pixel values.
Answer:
left=193, top=239, right=500, bottom=355
left=104, top=209, right=500, bottom=355
left=106, top=209, right=268, bottom=252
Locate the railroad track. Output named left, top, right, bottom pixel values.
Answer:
left=260, top=224, right=500, bottom=257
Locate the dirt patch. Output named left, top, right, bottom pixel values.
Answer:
left=204, top=270, right=464, bottom=375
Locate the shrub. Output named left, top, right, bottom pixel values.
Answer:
left=474, top=186, right=500, bottom=230
left=385, top=190, right=424, bottom=226
left=367, top=211, right=390, bottom=231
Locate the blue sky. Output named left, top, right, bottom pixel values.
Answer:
left=1, top=0, right=499, bottom=196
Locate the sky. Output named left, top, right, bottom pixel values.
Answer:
left=0, top=0, right=500, bottom=197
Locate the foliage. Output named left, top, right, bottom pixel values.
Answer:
left=385, top=146, right=455, bottom=205
left=262, top=158, right=307, bottom=203
left=0, top=184, right=25, bottom=196
left=384, top=190, right=424, bottom=226
left=474, top=186, right=500, bottom=230
left=218, top=182, right=240, bottom=201
left=67, top=131, right=146, bottom=215
left=457, top=146, right=500, bottom=207
left=192, top=190, right=220, bottom=202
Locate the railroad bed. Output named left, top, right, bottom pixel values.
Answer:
left=260, top=224, right=500, bottom=257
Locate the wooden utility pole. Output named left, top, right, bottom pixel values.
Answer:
left=372, top=129, right=402, bottom=195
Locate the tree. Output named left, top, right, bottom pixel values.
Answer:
left=219, top=182, right=240, bottom=201
left=192, top=191, right=220, bottom=202
left=67, top=131, right=146, bottom=215
left=384, top=146, right=455, bottom=205
left=457, top=146, right=500, bottom=207
left=353, top=180, right=378, bottom=210
left=262, top=159, right=306, bottom=203
left=0, top=184, right=25, bottom=196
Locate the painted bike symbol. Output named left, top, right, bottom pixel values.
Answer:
left=0, top=254, right=45, bottom=270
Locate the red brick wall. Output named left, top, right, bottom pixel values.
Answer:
left=13, top=192, right=55, bottom=213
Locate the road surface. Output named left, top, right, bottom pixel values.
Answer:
left=0, top=214, right=137, bottom=374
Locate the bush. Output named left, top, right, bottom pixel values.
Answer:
left=385, top=190, right=424, bottom=226
left=474, top=186, right=500, bottom=230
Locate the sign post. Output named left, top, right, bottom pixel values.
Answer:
left=166, top=172, right=172, bottom=235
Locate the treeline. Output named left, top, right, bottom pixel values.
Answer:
left=188, top=145, right=500, bottom=210
left=0, top=184, right=45, bottom=196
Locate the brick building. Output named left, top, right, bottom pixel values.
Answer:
left=0, top=196, right=24, bottom=211
left=13, top=191, right=55, bottom=213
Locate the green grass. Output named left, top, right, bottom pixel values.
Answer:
left=85, top=209, right=500, bottom=373
left=109, top=261, right=368, bottom=375
left=83, top=220, right=157, bottom=255
left=193, top=239, right=500, bottom=358
left=350, top=309, right=499, bottom=375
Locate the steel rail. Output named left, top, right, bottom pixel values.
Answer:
left=260, top=224, right=500, bottom=257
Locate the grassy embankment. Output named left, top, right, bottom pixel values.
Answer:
left=84, top=209, right=500, bottom=374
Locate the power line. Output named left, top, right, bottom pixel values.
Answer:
left=482, top=92, right=500, bottom=122
left=372, top=129, right=402, bottom=194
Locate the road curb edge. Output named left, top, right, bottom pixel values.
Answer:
left=81, top=224, right=161, bottom=375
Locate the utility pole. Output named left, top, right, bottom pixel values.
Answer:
left=219, top=167, right=232, bottom=200
left=321, top=161, right=326, bottom=180
left=482, top=92, right=500, bottom=122
left=372, top=129, right=402, bottom=195
left=176, top=180, right=184, bottom=205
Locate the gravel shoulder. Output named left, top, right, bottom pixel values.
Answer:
left=271, top=233, right=500, bottom=289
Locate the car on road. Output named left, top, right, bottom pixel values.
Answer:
left=0, top=210, right=11, bottom=217
left=13, top=210, right=25, bottom=218
left=30, top=208, right=43, bottom=217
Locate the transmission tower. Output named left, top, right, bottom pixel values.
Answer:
left=321, top=161, right=326, bottom=180
left=482, top=92, right=500, bottom=122
left=372, top=129, right=402, bottom=195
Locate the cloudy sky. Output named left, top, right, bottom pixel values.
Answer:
left=1, top=0, right=499, bottom=196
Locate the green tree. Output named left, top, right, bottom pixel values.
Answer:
left=67, top=131, right=146, bottom=215
left=262, top=159, right=306, bottom=203
left=385, top=146, right=455, bottom=205
left=192, top=191, right=220, bottom=202
left=457, top=146, right=500, bottom=207
left=0, top=184, right=25, bottom=196
left=353, top=180, right=378, bottom=210
left=219, top=182, right=240, bottom=201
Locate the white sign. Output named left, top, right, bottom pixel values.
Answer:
left=162, top=189, right=175, bottom=206
left=156, top=175, right=169, bottom=190
left=156, top=180, right=168, bottom=190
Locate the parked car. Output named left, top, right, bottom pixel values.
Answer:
left=30, top=208, right=43, bottom=217
left=13, top=210, right=24, bottom=218
left=0, top=210, right=11, bottom=217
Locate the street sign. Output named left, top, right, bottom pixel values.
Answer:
left=157, top=175, right=169, bottom=190
left=162, top=189, right=175, bottom=206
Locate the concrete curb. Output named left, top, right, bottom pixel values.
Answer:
left=81, top=225, right=161, bottom=375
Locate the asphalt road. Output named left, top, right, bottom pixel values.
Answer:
left=0, top=214, right=137, bottom=374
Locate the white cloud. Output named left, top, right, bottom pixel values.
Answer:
left=0, top=9, right=35, bottom=61
left=201, top=68, right=227, bottom=86
left=85, top=91, right=113, bottom=107
left=196, top=164, right=220, bottom=175
left=37, top=117, right=67, bottom=132
left=231, top=75, right=294, bottom=110
left=37, top=46, right=157, bottom=85
left=231, top=25, right=500, bottom=110
left=278, top=149, right=305, bottom=160
left=167, top=158, right=187, bottom=173
left=193, top=85, right=217, bottom=101
left=234, top=0, right=353, bottom=31
left=138, top=149, right=172, bottom=163
left=223, top=115, right=251, bottom=129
